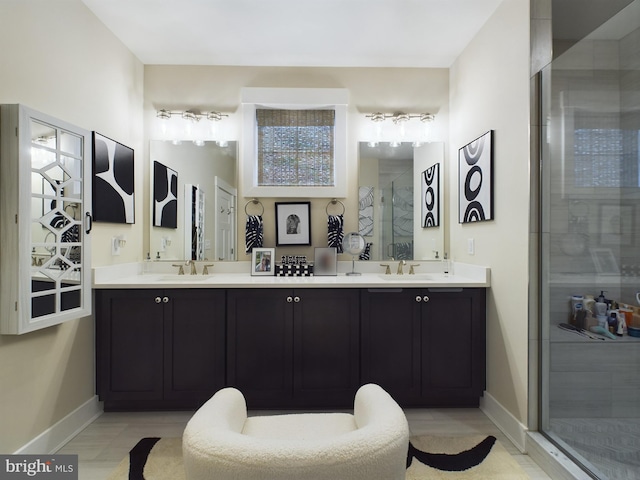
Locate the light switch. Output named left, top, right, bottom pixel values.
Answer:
left=467, top=238, right=475, bottom=255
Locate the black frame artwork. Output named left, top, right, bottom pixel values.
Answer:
left=421, top=163, right=440, bottom=228
left=152, top=161, right=178, bottom=229
left=275, top=201, right=311, bottom=246
left=458, top=130, right=494, bottom=223
left=92, top=132, right=135, bottom=224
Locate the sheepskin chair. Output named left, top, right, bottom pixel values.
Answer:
left=182, top=383, right=409, bottom=480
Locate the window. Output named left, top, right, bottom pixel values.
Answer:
left=573, top=112, right=639, bottom=187
left=256, top=109, right=335, bottom=187
left=240, top=87, right=348, bottom=198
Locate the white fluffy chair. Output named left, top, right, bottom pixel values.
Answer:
left=182, top=383, right=409, bottom=480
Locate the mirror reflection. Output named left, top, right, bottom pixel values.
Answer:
left=149, top=140, right=237, bottom=261
left=358, top=142, right=444, bottom=261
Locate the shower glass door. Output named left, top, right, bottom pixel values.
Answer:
left=540, top=2, right=640, bottom=478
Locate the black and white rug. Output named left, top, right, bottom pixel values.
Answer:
left=108, top=435, right=529, bottom=480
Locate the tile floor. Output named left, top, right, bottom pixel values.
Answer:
left=58, top=408, right=553, bottom=479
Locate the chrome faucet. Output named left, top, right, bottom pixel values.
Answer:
left=188, top=260, right=197, bottom=275
left=397, top=259, right=406, bottom=275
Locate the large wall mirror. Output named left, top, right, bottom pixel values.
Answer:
left=358, top=141, right=444, bottom=262
left=149, top=140, right=237, bottom=261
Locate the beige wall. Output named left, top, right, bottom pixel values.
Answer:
left=0, top=0, right=143, bottom=452
left=449, top=0, right=531, bottom=423
left=143, top=66, right=449, bottom=260
left=0, top=0, right=534, bottom=452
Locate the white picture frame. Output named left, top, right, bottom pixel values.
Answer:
left=251, top=247, right=275, bottom=276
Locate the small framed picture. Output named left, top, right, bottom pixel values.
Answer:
left=314, top=247, right=337, bottom=276
left=251, top=247, right=275, bottom=276
left=275, top=202, right=311, bottom=246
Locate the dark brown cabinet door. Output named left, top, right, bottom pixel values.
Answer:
left=360, top=289, right=421, bottom=405
left=96, top=289, right=226, bottom=410
left=420, top=288, right=486, bottom=405
left=293, top=289, right=360, bottom=408
left=226, top=289, right=293, bottom=408
left=163, top=289, right=226, bottom=403
left=96, top=289, right=164, bottom=402
left=227, top=288, right=360, bottom=408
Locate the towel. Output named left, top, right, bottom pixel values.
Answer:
left=359, top=242, right=373, bottom=261
left=327, top=214, right=344, bottom=253
left=245, top=215, right=264, bottom=253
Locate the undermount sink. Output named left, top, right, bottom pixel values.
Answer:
left=155, top=275, right=211, bottom=282
left=378, top=274, right=435, bottom=281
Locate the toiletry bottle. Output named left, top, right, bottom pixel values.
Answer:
left=443, top=253, right=450, bottom=275
left=617, top=314, right=626, bottom=336
left=608, top=312, right=618, bottom=334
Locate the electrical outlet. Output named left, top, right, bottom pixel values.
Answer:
left=111, top=236, right=122, bottom=256
left=467, top=238, right=475, bottom=255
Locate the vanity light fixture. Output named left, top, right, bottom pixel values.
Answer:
left=156, top=109, right=229, bottom=122
left=156, top=108, right=230, bottom=145
left=364, top=111, right=435, bottom=146
left=365, top=112, right=434, bottom=124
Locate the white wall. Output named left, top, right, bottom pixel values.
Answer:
left=0, top=0, right=143, bottom=453
left=449, top=0, right=531, bottom=424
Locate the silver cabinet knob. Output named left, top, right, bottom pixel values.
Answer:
left=294, top=296, right=300, bottom=303
left=415, top=296, right=422, bottom=302
left=287, top=296, right=293, bottom=303
left=423, top=296, right=430, bottom=303
left=155, top=297, right=162, bottom=304
left=162, top=296, right=169, bottom=303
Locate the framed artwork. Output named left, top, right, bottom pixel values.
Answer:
left=251, top=247, right=275, bottom=276
left=92, top=132, right=135, bottom=224
left=459, top=130, right=493, bottom=223
left=358, top=186, right=374, bottom=236
left=275, top=202, right=311, bottom=246
left=153, top=161, right=178, bottom=228
left=421, top=163, right=440, bottom=228
left=314, top=247, right=337, bottom=276
left=599, top=204, right=633, bottom=246
left=590, top=248, right=619, bottom=275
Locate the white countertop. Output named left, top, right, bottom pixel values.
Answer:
left=92, top=261, right=490, bottom=289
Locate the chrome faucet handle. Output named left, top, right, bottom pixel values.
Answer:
left=397, top=259, right=406, bottom=275
left=202, top=264, right=214, bottom=275
left=379, top=264, right=391, bottom=275
left=172, top=264, right=185, bottom=275
left=409, top=264, right=420, bottom=275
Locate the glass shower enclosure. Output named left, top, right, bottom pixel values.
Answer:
left=540, top=2, right=640, bottom=478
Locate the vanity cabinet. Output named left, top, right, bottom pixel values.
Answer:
left=361, top=288, right=486, bottom=407
left=226, top=288, right=360, bottom=408
left=95, top=289, right=226, bottom=410
left=1, top=104, right=93, bottom=335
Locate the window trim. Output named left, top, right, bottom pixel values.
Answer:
left=240, top=87, right=348, bottom=198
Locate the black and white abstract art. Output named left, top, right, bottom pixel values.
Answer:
left=358, top=186, right=374, bottom=237
left=92, top=132, right=135, bottom=224
left=153, top=161, right=178, bottom=228
left=458, top=130, right=493, bottom=223
left=421, top=163, right=440, bottom=228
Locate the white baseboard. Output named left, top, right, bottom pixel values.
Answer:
left=479, top=391, right=528, bottom=452
left=14, top=395, right=103, bottom=454
left=480, top=392, right=587, bottom=479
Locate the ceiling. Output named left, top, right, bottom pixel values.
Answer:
left=81, top=0, right=504, bottom=68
